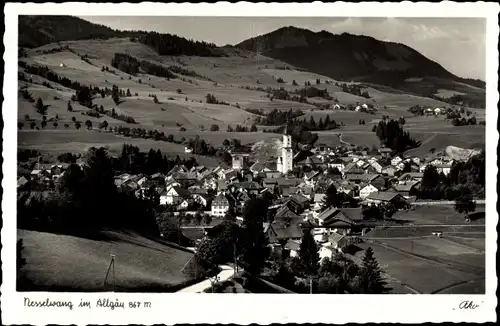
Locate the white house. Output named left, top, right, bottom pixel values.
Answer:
left=319, top=245, right=334, bottom=261
left=211, top=193, right=230, bottom=217
left=193, top=194, right=210, bottom=207
left=160, top=186, right=190, bottom=205
left=359, top=184, right=379, bottom=199
left=435, top=163, right=453, bottom=176
left=391, top=156, right=403, bottom=166
left=368, top=160, right=383, bottom=173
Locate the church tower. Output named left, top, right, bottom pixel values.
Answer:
left=280, top=126, right=293, bottom=174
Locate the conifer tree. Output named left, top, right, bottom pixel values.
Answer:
left=299, top=229, right=320, bottom=276
left=359, top=247, right=388, bottom=294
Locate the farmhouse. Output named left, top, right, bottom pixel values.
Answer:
left=160, top=186, right=191, bottom=205
left=391, top=181, right=420, bottom=198
left=365, top=191, right=408, bottom=207
left=359, top=183, right=380, bottom=199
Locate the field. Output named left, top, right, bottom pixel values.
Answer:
left=355, top=239, right=484, bottom=294
left=18, top=38, right=485, bottom=159
left=17, top=229, right=198, bottom=292
left=358, top=205, right=486, bottom=294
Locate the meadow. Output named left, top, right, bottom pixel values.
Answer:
left=19, top=38, right=485, bottom=160
left=17, top=229, right=198, bottom=292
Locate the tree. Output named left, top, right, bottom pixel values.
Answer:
left=24, top=114, right=30, bottom=121
left=30, top=122, right=36, bottom=129
left=321, top=184, right=342, bottom=209
left=53, top=122, right=58, bottom=128
left=41, top=120, right=47, bottom=129
left=194, top=212, right=203, bottom=225
left=67, top=101, right=73, bottom=112
left=18, top=122, right=24, bottom=130
left=126, top=88, right=132, bottom=97
left=299, top=229, right=320, bottom=276
left=359, top=247, right=388, bottom=293
left=250, top=124, right=258, bottom=132
left=85, top=120, right=92, bottom=130
left=240, top=199, right=270, bottom=274
left=398, top=117, right=406, bottom=125
left=203, top=214, right=212, bottom=225
left=421, top=165, right=441, bottom=189
left=210, top=124, right=220, bottom=131
left=35, top=97, right=47, bottom=115
left=112, top=85, right=120, bottom=105
left=454, top=195, right=476, bottom=222
left=75, top=121, right=82, bottom=129
left=195, top=221, right=240, bottom=275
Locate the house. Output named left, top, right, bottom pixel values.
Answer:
left=211, top=193, right=230, bottom=217
left=313, top=194, right=326, bottom=211
left=391, top=156, right=403, bottom=166
left=359, top=183, right=379, bottom=199
left=345, top=174, right=385, bottom=189
left=391, top=181, right=420, bottom=198
left=343, top=162, right=364, bottom=175
left=328, top=158, right=346, bottom=172
left=177, top=199, right=191, bottom=210
left=193, top=193, right=210, bottom=207
left=367, top=160, right=383, bottom=174
left=286, top=194, right=310, bottom=214
left=17, top=176, right=29, bottom=188
left=275, top=223, right=304, bottom=242
left=318, top=207, right=360, bottom=235
left=435, top=163, right=453, bottom=176
left=328, top=232, right=349, bottom=253
left=381, top=165, right=398, bottom=176
left=398, top=172, right=423, bottom=182
left=265, top=171, right=282, bottom=179
left=365, top=191, right=408, bottom=207
left=231, top=152, right=250, bottom=170
left=274, top=205, right=303, bottom=225
left=284, top=240, right=301, bottom=257
left=378, top=147, right=392, bottom=156
left=319, top=245, right=335, bottom=261
left=160, top=186, right=190, bottom=205
left=263, top=222, right=279, bottom=244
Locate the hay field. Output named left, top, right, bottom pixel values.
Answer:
left=17, top=229, right=197, bottom=292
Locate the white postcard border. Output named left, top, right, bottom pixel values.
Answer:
left=2, top=2, right=499, bottom=324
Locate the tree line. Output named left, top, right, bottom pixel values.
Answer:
left=17, top=147, right=160, bottom=236
left=417, top=150, right=485, bottom=200
left=131, top=32, right=223, bottom=57
left=373, top=119, right=421, bottom=153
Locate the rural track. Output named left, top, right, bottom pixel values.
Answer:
left=368, top=239, right=485, bottom=276
left=430, top=277, right=485, bottom=294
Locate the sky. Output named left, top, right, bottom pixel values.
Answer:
left=79, top=16, right=486, bottom=80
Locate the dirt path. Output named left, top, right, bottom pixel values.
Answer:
left=176, top=265, right=235, bottom=293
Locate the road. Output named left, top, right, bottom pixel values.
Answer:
left=412, top=200, right=485, bottom=205
left=176, top=265, right=235, bottom=293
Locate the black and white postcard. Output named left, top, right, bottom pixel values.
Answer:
left=2, top=2, right=498, bottom=324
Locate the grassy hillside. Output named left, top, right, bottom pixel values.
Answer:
left=17, top=229, right=198, bottom=292
left=235, top=26, right=485, bottom=108
left=18, top=34, right=484, bottom=159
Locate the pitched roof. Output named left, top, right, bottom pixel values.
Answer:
left=328, top=232, right=345, bottom=244
left=366, top=191, right=405, bottom=202
left=314, top=193, right=326, bottom=203
left=345, top=173, right=380, bottom=182
left=392, top=181, right=420, bottom=192
left=398, top=172, right=423, bottom=180
left=275, top=205, right=301, bottom=221
left=172, top=186, right=191, bottom=197
left=274, top=223, right=303, bottom=240
left=285, top=240, right=301, bottom=251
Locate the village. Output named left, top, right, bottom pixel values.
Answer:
left=19, top=126, right=462, bottom=262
